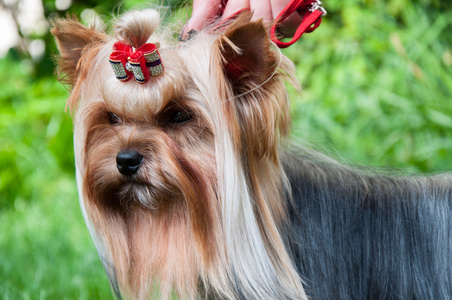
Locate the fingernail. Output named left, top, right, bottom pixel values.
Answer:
left=179, top=23, right=188, bottom=41
left=179, top=24, right=198, bottom=42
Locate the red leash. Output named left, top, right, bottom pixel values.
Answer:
left=270, top=0, right=326, bottom=48
left=217, top=0, right=326, bottom=49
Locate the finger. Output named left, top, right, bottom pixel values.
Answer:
left=185, top=0, right=222, bottom=33
left=220, top=0, right=250, bottom=21
left=250, top=0, right=272, bottom=23
left=270, top=0, right=292, bottom=17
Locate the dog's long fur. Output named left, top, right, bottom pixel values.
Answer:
left=284, top=152, right=452, bottom=299
left=52, top=9, right=452, bottom=300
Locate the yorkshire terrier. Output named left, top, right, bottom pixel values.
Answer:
left=52, top=9, right=452, bottom=300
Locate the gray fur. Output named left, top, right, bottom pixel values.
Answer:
left=283, top=151, right=452, bottom=299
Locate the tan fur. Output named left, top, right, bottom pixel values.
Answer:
left=114, top=9, right=160, bottom=49
left=51, top=18, right=108, bottom=110
left=53, top=9, right=307, bottom=300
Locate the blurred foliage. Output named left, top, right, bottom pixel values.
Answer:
left=285, top=0, right=452, bottom=172
left=0, top=0, right=451, bottom=298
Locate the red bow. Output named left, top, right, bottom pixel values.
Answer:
left=109, top=41, right=164, bottom=84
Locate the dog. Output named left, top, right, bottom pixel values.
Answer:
left=51, top=9, right=452, bottom=300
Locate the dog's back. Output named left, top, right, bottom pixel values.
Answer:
left=284, top=152, right=452, bottom=299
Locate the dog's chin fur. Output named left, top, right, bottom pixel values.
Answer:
left=80, top=89, right=222, bottom=298
left=52, top=8, right=452, bottom=300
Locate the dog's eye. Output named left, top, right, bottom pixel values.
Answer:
left=108, top=112, right=122, bottom=125
left=168, top=109, right=192, bottom=124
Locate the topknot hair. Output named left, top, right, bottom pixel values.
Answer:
left=114, top=9, right=160, bottom=49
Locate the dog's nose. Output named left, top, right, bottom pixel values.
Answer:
left=116, top=150, right=143, bottom=176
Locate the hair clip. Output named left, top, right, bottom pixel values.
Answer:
left=109, top=41, right=164, bottom=84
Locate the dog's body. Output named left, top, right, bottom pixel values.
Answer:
left=285, top=153, right=452, bottom=299
left=52, top=9, right=452, bottom=300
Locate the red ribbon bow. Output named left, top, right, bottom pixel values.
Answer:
left=109, top=41, right=164, bottom=84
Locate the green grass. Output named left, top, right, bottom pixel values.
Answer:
left=0, top=178, right=111, bottom=299
left=0, top=1, right=451, bottom=299
left=0, top=57, right=112, bottom=298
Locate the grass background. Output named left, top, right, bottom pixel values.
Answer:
left=0, top=0, right=451, bottom=298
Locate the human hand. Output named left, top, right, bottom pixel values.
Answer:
left=182, top=0, right=305, bottom=39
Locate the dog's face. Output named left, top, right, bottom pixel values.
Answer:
left=52, top=10, right=305, bottom=299
left=67, top=27, right=222, bottom=297
left=80, top=45, right=216, bottom=214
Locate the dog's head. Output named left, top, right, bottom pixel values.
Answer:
left=52, top=9, right=305, bottom=299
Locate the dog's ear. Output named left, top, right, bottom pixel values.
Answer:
left=216, top=13, right=292, bottom=160
left=51, top=18, right=107, bottom=87
left=219, top=12, right=278, bottom=94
